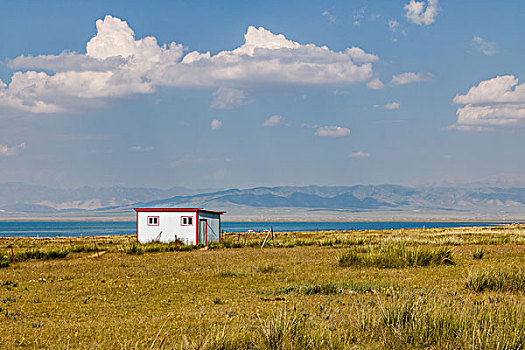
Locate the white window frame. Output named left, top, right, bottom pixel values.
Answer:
left=181, top=216, right=193, bottom=226
left=147, top=216, right=159, bottom=226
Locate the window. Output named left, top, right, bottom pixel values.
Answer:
left=147, top=216, right=159, bottom=226
left=181, top=216, right=193, bottom=226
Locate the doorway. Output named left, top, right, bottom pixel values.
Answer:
left=198, top=219, right=207, bottom=245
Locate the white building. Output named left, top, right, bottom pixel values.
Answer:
left=134, top=208, right=225, bottom=245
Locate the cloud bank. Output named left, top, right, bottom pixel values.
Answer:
left=1, top=15, right=379, bottom=114
left=451, top=75, right=525, bottom=130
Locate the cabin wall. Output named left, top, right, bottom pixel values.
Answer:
left=137, top=211, right=197, bottom=244
left=198, top=212, right=221, bottom=243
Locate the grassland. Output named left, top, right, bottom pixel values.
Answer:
left=0, top=225, right=524, bottom=349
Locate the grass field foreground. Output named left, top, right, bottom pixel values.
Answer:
left=0, top=225, right=524, bottom=349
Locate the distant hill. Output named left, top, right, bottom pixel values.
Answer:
left=1, top=182, right=524, bottom=221
left=0, top=183, right=208, bottom=212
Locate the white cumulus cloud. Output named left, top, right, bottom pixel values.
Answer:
left=315, top=126, right=350, bottom=137
left=383, top=102, right=401, bottom=110
left=451, top=75, right=525, bottom=130
left=262, top=115, right=284, bottom=127
left=472, top=36, right=498, bottom=56
left=404, top=0, right=439, bottom=25
left=389, top=19, right=400, bottom=32
left=348, top=151, right=370, bottom=158
left=452, top=75, right=525, bottom=105
left=322, top=10, right=336, bottom=24
left=211, top=119, right=223, bottom=130
left=129, top=145, right=153, bottom=152
left=345, top=47, right=378, bottom=63
left=391, top=72, right=433, bottom=85
left=366, top=78, right=385, bottom=90
left=211, top=87, right=248, bottom=110
left=1, top=15, right=379, bottom=114
left=0, top=143, right=26, bottom=157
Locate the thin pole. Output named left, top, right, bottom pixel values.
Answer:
left=93, top=237, right=99, bottom=258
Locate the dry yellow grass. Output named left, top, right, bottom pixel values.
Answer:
left=0, top=226, right=524, bottom=349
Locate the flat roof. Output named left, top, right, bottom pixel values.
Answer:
left=133, top=208, right=225, bottom=215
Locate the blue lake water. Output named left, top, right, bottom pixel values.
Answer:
left=0, top=221, right=506, bottom=238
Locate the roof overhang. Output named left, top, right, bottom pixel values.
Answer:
left=133, top=208, right=225, bottom=215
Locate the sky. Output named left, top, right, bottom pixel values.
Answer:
left=1, top=0, right=525, bottom=189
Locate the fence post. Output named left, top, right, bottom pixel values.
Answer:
left=92, top=237, right=99, bottom=258
left=10, top=245, right=15, bottom=264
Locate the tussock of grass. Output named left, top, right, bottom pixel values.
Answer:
left=472, top=248, right=485, bottom=259
left=0, top=226, right=523, bottom=348
left=217, top=271, right=244, bottom=278
left=255, top=265, right=281, bottom=274
left=466, top=268, right=525, bottom=293
left=275, top=281, right=398, bottom=296
left=182, top=294, right=525, bottom=349
left=71, top=245, right=98, bottom=253
left=15, top=248, right=69, bottom=261
left=338, top=243, right=454, bottom=268
left=377, top=292, right=525, bottom=349
left=124, top=241, right=200, bottom=254
left=276, top=282, right=342, bottom=296
left=0, top=258, right=9, bottom=268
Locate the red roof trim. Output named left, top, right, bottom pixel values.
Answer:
left=133, top=208, right=225, bottom=215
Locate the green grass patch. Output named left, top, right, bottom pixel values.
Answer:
left=124, top=241, right=201, bottom=254
left=466, top=268, right=525, bottom=293
left=275, top=281, right=399, bottom=296
left=15, top=248, right=69, bottom=261
left=71, top=245, right=99, bottom=253
left=339, top=243, right=454, bottom=268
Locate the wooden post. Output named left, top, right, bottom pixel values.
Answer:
left=175, top=235, right=178, bottom=251
left=10, top=246, right=15, bottom=264
left=92, top=237, right=99, bottom=258
left=261, top=230, right=272, bottom=248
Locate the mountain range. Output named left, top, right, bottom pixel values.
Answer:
left=1, top=182, right=525, bottom=221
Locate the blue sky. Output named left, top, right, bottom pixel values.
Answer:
left=1, top=0, right=524, bottom=189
